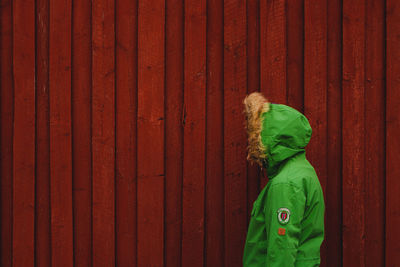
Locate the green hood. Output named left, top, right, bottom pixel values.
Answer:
left=260, top=103, right=312, bottom=177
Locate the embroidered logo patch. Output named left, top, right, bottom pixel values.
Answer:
left=277, top=208, right=290, bottom=225
left=278, top=228, right=286, bottom=235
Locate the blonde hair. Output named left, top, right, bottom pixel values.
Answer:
left=243, top=92, right=270, bottom=166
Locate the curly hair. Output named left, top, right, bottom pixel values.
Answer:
left=243, top=92, right=270, bottom=167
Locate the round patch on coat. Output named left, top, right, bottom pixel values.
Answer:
left=277, top=208, right=290, bottom=224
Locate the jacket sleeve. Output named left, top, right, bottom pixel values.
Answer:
left=264, top=182, right=306, bottom=266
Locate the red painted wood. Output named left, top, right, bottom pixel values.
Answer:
left=0, top=1, right=13, bottom=266
left=260, top=0, right=287, bottom=189
left=386, top=0, right=400, bottom=266
left=206, top=0, right=224, bottom=266
left=287, top=0, right=304, bottom=112
left=260, top=0, right=287, bottom=104
left=365, top=0, right=385, bottom=265
left=116, top=0, right=137, bottom=266
left=137, top=0, right=165, bottom=265
left=246, top=0, right=261, bottom=222
left=35, top=0, right=51, bottom=265
left=165, top=0, right=183, bottom=266
left=91, top=0, right=116, bottom=265
left=0, top=1, right=396, bottom=266
left=182, top=0, right=206, bottom=266
left=342, top=0, right=366, bottom=265
left=304, top=1, right=328, bottom=266
left=326, top=0, right=342, bottom=265
left=49, top=0, right=74, bottom=265
left=12, top=0, right=36, bottom=266
left=72, top=0, right=92, bottom=266
left=224, top=1, right=247, bottom=266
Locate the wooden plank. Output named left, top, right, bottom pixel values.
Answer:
left=165, top=0, right=183, bottom=266
left=260, top=0, right=287, bottom=104
left=137, top=0, right=165, bottom=265
left=304, top=1, right=327, bottom=266
left=115, top=0, right=137, bottom=265
left=49, top=0, right=74, bottom=265
left=287, top=0, right=304, bottom=112
left=0, top=1, right=13, bottom=266
left=326, top=0, right=342, bottom=265
left=205, top=0, right=224, bottom=266
left=342, top=0, right=366, bottom=265
left=181, top=0, right=206, bottom=265
left=72, top=0, right=92, bottom=266
left=386, top=0, right=400, bottom=265
left=12, top=0, right=36, bottom=266
left=35, top=0, right=51, bottom=265
left=365, top=0, right=385, bottom=265
left=246, top=0, right=261, bottom=222
left=259, top=0, right=287, bottom=188
left=91, top=0, right=116, bottom=265
left=224, top=0, right=247, bottom=266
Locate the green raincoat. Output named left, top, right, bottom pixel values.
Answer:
left=243, top=104, right=325, bottom=266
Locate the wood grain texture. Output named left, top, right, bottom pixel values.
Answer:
left=49, top=0, right=74, bottom=265
left=165, top=0, right=184, bottom=266
left=342, top=0, right=366, bottom=265
left=206, top=0, right=224, bottom=266
left=287, top=0, right=304, bottom=112
left=326, top=0, right=342, bottom=266
left=115, top=0, right=137, bottom=266
left=182, top=0, right=206, bottom=266
left=137, top=0, right=165, bottom=265
left=0, top=1, right=14, bottom=266
left=72, top=0, right=92, bottom=266
left=365, top=0, right=385, bottom=265
left=12, top=0, right=36, bottom=266
left=91, top=0, right=116, bottom=265
left=259, top=0, right=287, bottom=189
left=260, top=0, right=287, bottom=104
left=36, top=0, right=51, bottom=265
left=0, top=1, right=395, bottom=266
left=224, top=0, right=248, bottom=266
left=304, top=0, right=327, bottom=265
left=246, top=0, right=261, bottom=222
left=386, top=0, right=400, bottom=265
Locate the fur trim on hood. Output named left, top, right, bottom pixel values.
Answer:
left=243, top=92, right=270, bottom=167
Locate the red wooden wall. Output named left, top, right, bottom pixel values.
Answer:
left=0, top=0, right=398, bottom=266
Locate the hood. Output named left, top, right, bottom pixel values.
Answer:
left=260, top=104, right=312, bottom=177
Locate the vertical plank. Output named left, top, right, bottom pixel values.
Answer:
left=49, top=0, right=74, bottom=265
left=36, top=0, right=51, bottom=265
left=287, top=0, right=304, bottom=112
left=181, top=0, right=206, bottom=265
left=386, top=0, right=400, bottom=266
left=342, top=0, right=366, bottom=265
left=246, top=0, right=261, bottom=221
left=224, top=0, right=247, bottom=266
left=115, top=0, right=137, bottom=265
left=247, top=0, right=260, bottom=96
left=365, top=0, right=385, bottom=265
left=72, top=0, right=92, bottom=266
left=260, top=0, right=287, bottom=104
left=304, top=0, right=328, bottom=206
left=304, top=1, right=327, bottom=266
left=326, top=0, right=342, bottom=265
left=205, top=0, right=224, bottom=265
left=137, top=0, right=165, bottom=265
left=0, top=1, right=13, bottom=266
left=165, top=0, right=183, bottom=266
left=12, top=0, right=36, bottom=266
left=259, top=0, right=287, bottom=188
left=91, top=0, right=116, bottom=265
